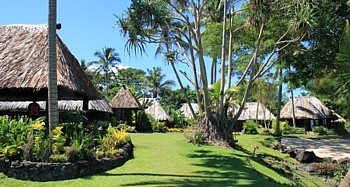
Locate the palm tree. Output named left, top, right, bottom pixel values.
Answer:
left=92, top=47, right=121, bottom=97
left=48, top=0, right=59, bottom=159
left=146, top=67, right=175, bottom=98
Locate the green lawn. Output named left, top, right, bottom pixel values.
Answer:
left=0, top=133, right=296, bottom=187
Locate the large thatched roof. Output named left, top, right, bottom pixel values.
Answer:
left=140, top=98, right=172, bottom=121
left=109, top=86, right=142, bottom=109
left=0, top=100, right=112, bottom=113
left=230, top=102, right=276, bottom=121
left=280, top=96, right=334, bottom=119
left=0, top=24, right=101, bottom=101
left=179, top=103, right=199, bottom=120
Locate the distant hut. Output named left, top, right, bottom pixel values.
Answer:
left=0, top=24, right=101, bottom=115
left=109, top=86, right=142, bottom=125
left=179, top=103, right=199, bottom=120
left=0, top=100, right=112, bottom=121
left=280, top=96, right=336, bottom=130
left=140, top=98, right=172, bottom=123
left=229, top=102, right=276, bottom=131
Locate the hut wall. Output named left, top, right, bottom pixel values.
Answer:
left=113, top=109, right=132, bottom=125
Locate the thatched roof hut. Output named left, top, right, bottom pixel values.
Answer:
left=179, top=103, right=199, bottom=120
left=231, top=102, right=276, bottom=121
left=140, top=98, right=172, bottom=122
left=0, top=100, right=112, bottom=113
left=0, top=24, right=101, bottom=101
left=109, top=86, right=142, bottom=109
left=109, top=86, right=142, bottom=124
left=280, top=96, right=334, bottom=120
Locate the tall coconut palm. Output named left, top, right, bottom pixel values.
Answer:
left=48, top=0, right=58, bottom=135
left=146, top=67, right=175, bottom=98
left=92, top=47, right=121, bottom=98
left=47, top=0, right=58, bottom=159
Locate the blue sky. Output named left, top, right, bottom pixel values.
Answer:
left=0, top=0, right=186, bottom=87
left=0, top=1, right=304, bottom=97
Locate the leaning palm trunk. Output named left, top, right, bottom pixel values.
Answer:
left=48, top=0, right=59, bottom=133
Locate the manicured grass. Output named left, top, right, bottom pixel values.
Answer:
left=0, top=133, right=294, bottom=187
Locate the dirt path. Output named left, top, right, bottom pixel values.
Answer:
left=281, top=137, right=350, bottom=160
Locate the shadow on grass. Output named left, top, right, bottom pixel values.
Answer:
left=87, top=148, right=293, bottom=187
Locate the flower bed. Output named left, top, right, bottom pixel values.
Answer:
left=0, top=142, right=133, bottom=181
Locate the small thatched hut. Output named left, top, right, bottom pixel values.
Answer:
left=140, top=98, right=172, bottom=122
left=109, top=86, right=142, bottom=124
left=0, top=100, right=112, bottom=121
left=229, top=102, right=276, bottom=131
left=280, top=96, right=336, bottom=130
left=179, top=103, right=199, bottom=120
left=0, top=24, right=101, bottom=101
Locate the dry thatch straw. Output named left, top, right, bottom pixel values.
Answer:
left=179, top=103, right=199, bottom=120
left=109, top=86, right=142, bottom=109
left=229, top=102, right=276, bottom=121
left=0, top=100, right=112, bottom=113
left=280, top=96, right=334, bottom=119
left=140, top=98, right=173, bottom=122
left=0, top=24, right=101, bottom=101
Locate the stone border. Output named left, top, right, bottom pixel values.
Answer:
left=0, top=142, right=133, bottom=181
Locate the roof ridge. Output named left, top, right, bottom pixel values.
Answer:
left=0, top=24, right=47, bottom=31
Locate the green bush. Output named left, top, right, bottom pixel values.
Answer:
left=312, top=126, right=328, bottom=135
left=282, top=125, right=305, bottom=134
left=116, top=123, right=137, bottom=133
left=243, top=120, right=258, bottom=134
left=272, top=120, right=288, bottom=132
left=184, top=125, right=208, bottom=145
left=50, top=154, right=68, bottom=163
left=152, top=121, right=167, bottom=132
left=260, top=129, right=271, bottom=135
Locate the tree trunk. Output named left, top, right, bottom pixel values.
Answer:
left=218, top=0, right=227, bottom=120
left=170, top=62, right=196, bottom=119
left=255, top=101, right=259, bottom=125
left=275, top=62, right=283, bottom=136
left=187, top=24, right=203, bottom=114
left=48, top=0, right=59, bottom=159
left=227, top=7, right=234, bottom=89
left=291, top=87, right=296, bottom=127
left=48, top=0, right=59, bottom=132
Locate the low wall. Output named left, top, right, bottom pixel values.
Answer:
left=0, top=142, right=133, bottom=181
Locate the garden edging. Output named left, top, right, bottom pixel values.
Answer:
left=0, top=142, right=133, bottom=181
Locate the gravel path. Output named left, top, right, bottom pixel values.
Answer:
left=281, top=137, right=350, bottom=160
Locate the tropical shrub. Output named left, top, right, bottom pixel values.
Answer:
left=282, top=125, right=305, bottom=134
left=242, top=120, right=258, bottom=134
left=184, top=124, right=208, bottom=145
left=116, top=123, right=137, bottom=133
left=136, top=110, right=152, bottom=131
left=312, top=126, right=328, bottom=135
left=98, top=126, right=131, bottom=158
left=271, top=120, right=288, bottom=132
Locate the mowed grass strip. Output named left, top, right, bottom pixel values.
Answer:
left=0, top=133, right=293, bottom=187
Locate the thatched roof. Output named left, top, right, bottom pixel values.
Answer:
left=280, top=96, right=334, bottom=119
left=0, top=24, right=101, bottom=101
left=230, top=102, right=276, bottom=121
left=109, top=86, right=142, bottom=109
left=0, top=100, right=112, bottom=113
left=140, top=98, right=173, bottom=121
left=179, top=103, right=199, bottom=120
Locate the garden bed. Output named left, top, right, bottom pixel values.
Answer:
left=0, top=142, right=133, bottom=181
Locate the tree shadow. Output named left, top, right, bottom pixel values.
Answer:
left=86, top=148, right=293, bottom=187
